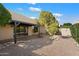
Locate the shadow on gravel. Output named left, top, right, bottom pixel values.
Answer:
left=0, top=35, right=53, bottom=56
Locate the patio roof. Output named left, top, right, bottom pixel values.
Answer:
left=7, top=11, right=40, bottom=44
left=10, top=11, right=38, bottom=25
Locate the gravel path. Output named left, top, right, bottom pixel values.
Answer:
left=0, top=35, right=79, bottom=56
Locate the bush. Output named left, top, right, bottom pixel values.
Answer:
left=55, top=29, right=61, bottom=35
left=70, top=23, right=79, bottom=43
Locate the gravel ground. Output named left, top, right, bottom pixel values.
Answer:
left=0, top=35, right=79, bottom=56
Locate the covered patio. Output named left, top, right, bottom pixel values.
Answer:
left=10, top=11, right=40, bottom=44
left=11, top=21, right=37, bottom=44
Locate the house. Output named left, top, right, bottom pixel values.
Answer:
left=0, top=11, right=46, bottom=43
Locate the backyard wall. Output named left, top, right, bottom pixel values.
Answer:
left=59, top=28, right=72, bottom=37
left=0, top=25, right=13, bottom=41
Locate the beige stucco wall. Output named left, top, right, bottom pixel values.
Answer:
left=27, top=26, right=46, bottom=36
left=0, top=25, right=13, bottom=40
left=40, top=26, right=46, bottom=34
left=59, top=28, right=72, bottom=37
left=28, top=26, right=33, bottom=36
left=25, top=26, right=39, bottom=36
left=0, top=25, right=46, bottom=41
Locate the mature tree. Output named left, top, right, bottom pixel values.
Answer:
left=38, top=11, right=59, bottom=36
left=63, top=23, right=72, bottom=28
left=0, top=3, right=11, bottom=26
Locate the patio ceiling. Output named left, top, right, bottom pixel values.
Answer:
left=10, top=11, right=38, bottom=26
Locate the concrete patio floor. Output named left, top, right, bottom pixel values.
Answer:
left=0, top=35, right=79, bottom=56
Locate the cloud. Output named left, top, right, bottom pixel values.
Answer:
left=73, top=20, right=79, bottom=24
left=28, top=3, right=36, bottom=5
left=17, top=8, right=24, bottom=11
left=56, top=18, right=60, bottom=21
left=53, top=13, right=63, bottom=17
left=53, top=13, right=63, bottom=22
left=29, top=7, right=41, bottom=12
left=30, top=16, right=37, bottom=19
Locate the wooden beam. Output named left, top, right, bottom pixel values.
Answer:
left=38, top=25, right=41, bottom=37
left=13, top=22, right=17, bottom=44
left=13, top=21, right=21, bottom=44
left=26, top=26, right=28, bottom=35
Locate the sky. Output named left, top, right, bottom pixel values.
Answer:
left=3, top=3, right=79, bottom=25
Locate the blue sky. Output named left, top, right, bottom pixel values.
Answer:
left=3, top=3, right=79, bottom=25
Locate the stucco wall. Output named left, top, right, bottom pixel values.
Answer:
left=28, top=26, right=33, bottom=35
left=0, top=25, right=46, bottom=41
left=0, top=25, right=13, bottom=40
left=40, top=26, right=46, bottom=34
left=27, top=26, right=46, bottom=36
left=59, top=28, right=72, bottom=37
left=25, top=26, right=39, bottom=36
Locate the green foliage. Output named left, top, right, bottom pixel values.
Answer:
left=0, top=3, right=11, bottom=26
left=46, top=22, right=59, bottom=35
left=38, top=11, right=59, bottom=36
left=70, top=23, right=79, bottom=43
left=39, top=11, right=56, bottom=26
left=63, top=23, right=72, bottom=28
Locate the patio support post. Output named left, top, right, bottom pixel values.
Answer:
left=24, top=25, right=26, bottom=33
left=38, top=25, right=41, bottom=37
left=13, top=21, right=17, bottom=44
left=26, top=26, right=28, bottom=35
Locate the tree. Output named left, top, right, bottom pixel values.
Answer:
left=0, top=3, right=11, bottom=26
left=63, top=23, right=72, bottom=28
left=38, top=11, right=59, bottom=36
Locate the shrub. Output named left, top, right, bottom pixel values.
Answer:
left=70, top=23, right=79, bottom=43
